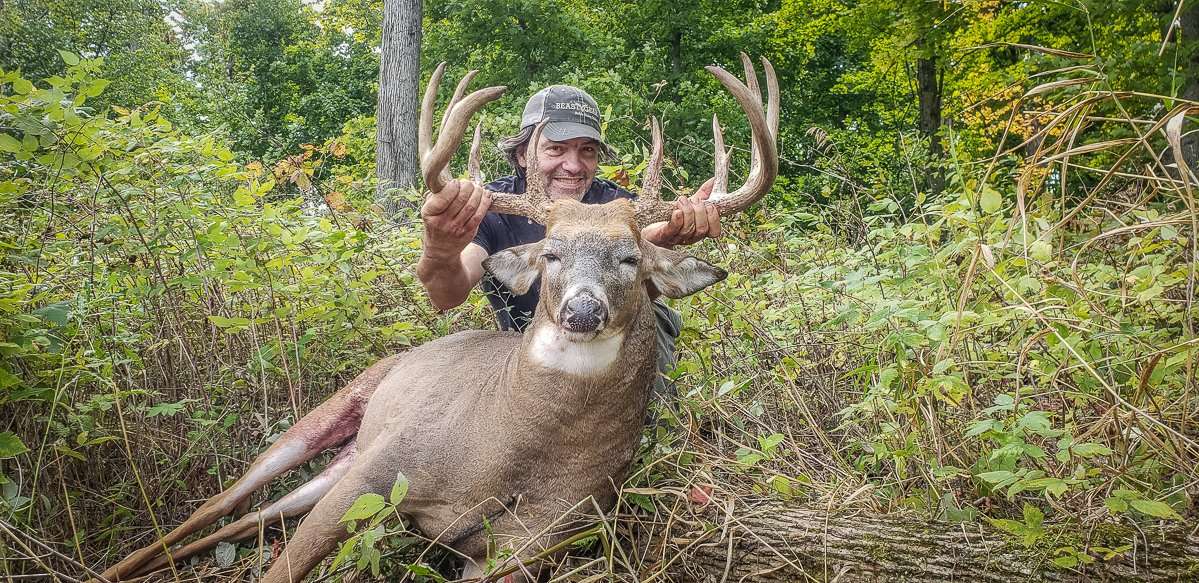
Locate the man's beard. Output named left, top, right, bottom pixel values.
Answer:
left=547, top=174, right=590, bottom=199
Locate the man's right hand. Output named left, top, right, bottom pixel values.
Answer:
left=420, top=179, right=492, bottom=258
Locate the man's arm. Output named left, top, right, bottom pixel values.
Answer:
left=417, top=180, right=492, bottom=311
left=417, top=243, right=488, bottom=310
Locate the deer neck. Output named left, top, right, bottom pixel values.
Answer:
left=507, top=295, right=658, bottom=415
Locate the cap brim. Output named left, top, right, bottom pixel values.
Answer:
left=543, top=121, right=603, bottom=143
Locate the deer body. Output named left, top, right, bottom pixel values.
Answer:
left=350, top=305, right=657, bottom=555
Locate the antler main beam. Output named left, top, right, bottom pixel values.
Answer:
left=633, top=53, right=779, bottom=226
left=420, top=63, right=556, bottom=223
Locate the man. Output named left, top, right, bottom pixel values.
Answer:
left=416, top=84, right=722, bottom=398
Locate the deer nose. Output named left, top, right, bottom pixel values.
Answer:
left=560, top=291, right=607, bottom=333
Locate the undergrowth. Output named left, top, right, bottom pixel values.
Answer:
left=1, top=54, right=1196, bottom=580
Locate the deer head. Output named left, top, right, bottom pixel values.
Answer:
left=483, top=199, right=727, bottom=341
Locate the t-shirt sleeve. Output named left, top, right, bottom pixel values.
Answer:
left=472, top=214, right=500, bottom=255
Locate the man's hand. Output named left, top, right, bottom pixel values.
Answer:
left=421, top=179, right=492, bottom=259
left=642, top=177, right=721, bottom=248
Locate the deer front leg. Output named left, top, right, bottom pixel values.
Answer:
left=101, top=355, right=400, bottom=582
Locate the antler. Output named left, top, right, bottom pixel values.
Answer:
left=420, top=63, right=553, bottom=223
left=633, top=53, right=779, bottom=225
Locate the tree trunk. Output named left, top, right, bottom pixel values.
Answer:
left=631, top=503, right=1199, bottom=582
left=1179, top=1, right=1199, bottom=172
left=915, top=50, right=944, bottom=197
left=375, top=0, right=422, bottom=216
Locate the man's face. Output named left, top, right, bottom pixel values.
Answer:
left=517, top=136, right=600, bottom=200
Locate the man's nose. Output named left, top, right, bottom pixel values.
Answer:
left=560, top=151, right=583, bottom=174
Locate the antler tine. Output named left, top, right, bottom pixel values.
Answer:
left=418, top=62, right=447, bottom=162
left=441, top=70, right=479, bottom=133
left=635, top=56, right=778, bottom=225
left=520, top=120, right=553, bottom=218
left=642, top=117, right=665, bottom=200
left=713, top=114, right=729, bottom=196
left=739, top=52, right=762, bottom=176
left=633, top=117, right=674, bottom=225
left=468, top=120, right=484, bottom=184
left=421, top=76, right=506, bottom=194
left=762, top=56, right=780, bottom=141
left=703, top=59, right=778, bottom=217
left=418, top=65, right=554, bottom=222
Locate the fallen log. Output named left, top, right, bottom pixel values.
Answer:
left=625, top=502, right=1199, bottom=582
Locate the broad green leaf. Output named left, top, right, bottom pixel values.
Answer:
left=759, top=433, right=784, bottom=451
left=980, top=186, right=1002, bottom=213
left=1129, top=499, right=1180, bottom=520
left=330, top=537, right=358, bottom=571
left=0, top=432, right=30, bottom=458
left=977, top=470, right=1015, bottom=484
left=1030, top=240, right=1052, bottom=262
left=1069, top=442, right=1112, bottom=458
left=389, top=470, right=409, bottom=506
left=340, top=493, right=385, bottom=523
left=0, top=134, right=20, bottom=153
left=1022, top=503, right=1044, bottom=528
left=57, top=50, right=80, bottom=65
left=0, top=366, right=20, bottom=389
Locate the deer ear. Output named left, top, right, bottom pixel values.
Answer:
left=483, top=242, right=543, bottom=294
left=642, top=243, right=727, bottom=299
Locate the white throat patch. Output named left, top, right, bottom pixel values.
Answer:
left=529, top=325, right=624, bottom=376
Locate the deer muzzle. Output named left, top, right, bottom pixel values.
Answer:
left=560, top=290, right=608, bottom=334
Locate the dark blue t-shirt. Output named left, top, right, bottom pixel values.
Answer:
left=472, top=172, right=634, bottom=331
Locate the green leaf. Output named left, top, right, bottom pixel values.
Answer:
left=1069, top=442, right=1112, bottom=458
left=0, top=366, right=20, bottom=390
left=330, top=536, right=358, bottom=571
left=1129, top=499, right=1181, bottom=520
left=977, top=470, right=1015, bottom=484
left=32, top=302, right=70, bottom=327
left=340, top=493, right=385, bottom=523
left=1105, top=495, right=1129, bottom=514
left=1017, top=411, right=1057, bottom=436
left=146, top=400, right=189, bottom=418
left=208, top=315, right=251, bottom=330
left=83, top=79, right=110, bottom=98
left=389, top=470, right=409, bottom=506
left=57, top=50, right=80, bottom=66
left=1022, top=503, right=1044, bottom=529
left=0, top=432, right=30, bottom=458
left=0, top=134, right=20, bottom=153
left=759, top=433, right=784, bottom=451
left=1030, top=240, right=1052, bottom=262
left=980, top=186, right=1002, bottom=214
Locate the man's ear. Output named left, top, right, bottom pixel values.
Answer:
left=483, top=241, right=543, bottom=294
left=642, top=242, right=727, bottom=299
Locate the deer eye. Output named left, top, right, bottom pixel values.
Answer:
left=542, top=253, right=560, bottom=263
left=620, top=256, right=639, bottom=267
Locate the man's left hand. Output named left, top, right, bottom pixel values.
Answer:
left=642, top=177, right=721, bottom=248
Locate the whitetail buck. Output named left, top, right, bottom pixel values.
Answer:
left=99, top=53, right=778, bottom=582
